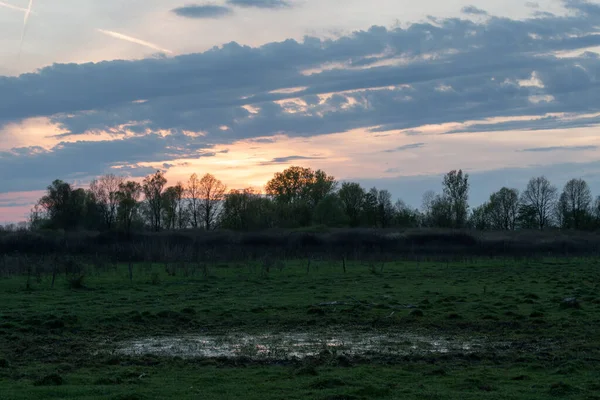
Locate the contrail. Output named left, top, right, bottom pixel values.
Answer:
left=0, top=1, right=28, bottom=12
left=18, top=0, right=34, bottom=61
left=97, top=29, right=173, bottom=54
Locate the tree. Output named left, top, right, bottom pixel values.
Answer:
left=89, top=174, right=124, bottom=230
left=376, top=189, right=395, bottom=228
left=116, top=181, right=142, bottom=235
left=558, top=178, right=593, bottom=229
left=516, top=203, right=539, bottom=230
left=442, top=170, right=469, bottom=228
left=394, top=199, right=421, bottom=228
left=38, top=180, right=87, bottom=230
left=221, top=188, right=275, bottom=231
left=487, top=187, right=520, bottom=230
left=338, top=182, right=365, bottom=227
left=265, top=166, right=336, bottom=226
left=162, top=186, right=179, bottom=230
left=428, top=194, right=454, bottom=228
left=186, top=173, right=201, bottom=228
left=142, top=171, right=167, bottom=231
left=266, top=166, right=315, bottom=205
left=309, top=170, right=337, bottom=207
left=520, top=176, right=557, bottom=230
left=265, top=166, right=336, bottom=206
left=361, top=188, right=379, bottom=227
left=198, top=173, right=226, bottom=230
left=221, top=188, right=254, bottom=231
left=421, top=190, right=436, bottom=222
left=469, top=203, right=491, bottom=230
left=313, top=193, right=346, bottom=227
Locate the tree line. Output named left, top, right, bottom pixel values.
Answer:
left=20, top=166, right=600, bottom=233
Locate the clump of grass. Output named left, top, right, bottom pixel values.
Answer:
left=33, top=373, right=63, bottom=386
left=150, top=272, right=160, bottom=285
left=67, top=274, right=85, bottom=289
left=548, top=381, right=578, bottom=396
left=409, top=309, right=424, bottom=317
left=294, top=364, right=318, bottom=376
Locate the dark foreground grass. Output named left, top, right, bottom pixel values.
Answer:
left=1, top=257, right=600, bottom=399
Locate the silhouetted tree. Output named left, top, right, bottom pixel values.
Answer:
left=313, top=193, right=347, bottom=227
left=116, top=181, right=142, bottom=235
left=558, top=178, right=593, bottom=230
left=198, top=173, right=226, bottom=230
left=376, top=189, right=395, bottom=228
left=162, top=186, right=179, bottom=230
left=186, top=173, right=201, bottom=228
left=442, top=170, right=469, bottom=228
left=394, top=199, right=421, bottom=228
left=89, top=174, right=124, bottom=230
left=469, top=203, right=491, bottom=230
left=38, top=180, right=87, bottom=230
left=220, top=188, right=274, bottom=230
left=520, top=176, right=557, bottom=230
left=265, top=166, right=336, bottom=226
left=143, top=171, right=167, bottom=231
left=338, top=182, right=365, bottom=227
left=361, top=188, right=379, bottom=227
left=487, top=187, right=520, bottom=230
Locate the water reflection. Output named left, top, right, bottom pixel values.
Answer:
left=114, top=332, right=482, bottom=360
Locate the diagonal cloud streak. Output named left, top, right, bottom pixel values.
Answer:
left=0, top=0, right=28, bottom=12
left=96, top=29, right=173, bottom=54
left=17, top=0, right=33, bottom=61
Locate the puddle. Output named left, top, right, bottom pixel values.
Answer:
left=111, top=332, right=486, bottom=360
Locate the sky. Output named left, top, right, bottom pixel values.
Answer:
left=1, top=0, right=600, bottom=223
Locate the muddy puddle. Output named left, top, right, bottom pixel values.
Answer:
left=112, top=332, right=486, bottom=360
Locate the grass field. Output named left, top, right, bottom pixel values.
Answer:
left=1, top=257, right=600, bottom=399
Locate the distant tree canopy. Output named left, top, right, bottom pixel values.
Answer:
left=26, top=166, right=600, bottom=233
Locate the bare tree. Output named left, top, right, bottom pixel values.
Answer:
left=186, top=173, right=201, bottom=228
left=161, top=186, right=179, bottom=230
left=143, top=170, right=167, bottom=231
left=442, top=170, right=469, bottom=228
left=593, top=196, right=600, bottom=223
left=421, top=190, right=436, bottom=216
left=89, top=174, right=124, bottom=230
left=377, top=189, right=395, bottom=228
left=173, top=182, right=187, bottom=229
left=558, top=178, right=593, bottom=229
left=198, top=173, right=227, bottom=230
left=487, top=187, right=520, bottom=230
left=520, top=176, right=557, bottom=230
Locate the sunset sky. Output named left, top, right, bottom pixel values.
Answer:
left=1, top=0, right=600, bottom=223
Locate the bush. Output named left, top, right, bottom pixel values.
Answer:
left=68, top=274, right=85, bottom=289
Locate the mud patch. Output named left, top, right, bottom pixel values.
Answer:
left=111, top=332, right=487, bottom=360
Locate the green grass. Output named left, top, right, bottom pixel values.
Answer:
left=1, top=257, right=600, bottom=399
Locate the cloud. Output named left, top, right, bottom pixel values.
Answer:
left=172, top=4, right=233, bottom=19
left=525, top=1, right=540, bottom=8
left=96, top=29, right=173, bottom=54
left=3, top=1, right=600, bottom=194
left=259, top=155, right=325, bottom=165
left=382, top=143, right=425, bottom=153
left=227, top=0, right=291, bottom=8
left=0, top=132, right=216, bottom=193
left=461, top=5, right=488, bottom=15
left=520, top=145, right=598, bottom=152
left=0, top=1, right=29, bottom=12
